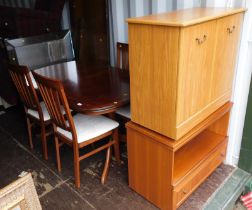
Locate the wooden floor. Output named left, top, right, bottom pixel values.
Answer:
left=0, top=106, right=235, bottom=210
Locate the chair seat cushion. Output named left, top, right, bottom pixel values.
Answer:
left=57, top=114, right=119, bottom=143
left=115, top=105, right=131, bottom=119
left=27, top=102, right=50, bottom=121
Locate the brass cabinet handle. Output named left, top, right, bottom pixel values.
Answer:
left=195, top=35, right=207, bottom=45
left=182, top=189, right=188, bottom=194
left=227, top=25, right=236, bottom=34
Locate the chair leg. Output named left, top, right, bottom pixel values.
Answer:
left=73, top=146, right=80, bottom=188
left=113, top=128, right=121, bottom=164
left=41, top=124, right=48, bottom=160
left=26, top=117, right=33, bottom=149
left=101, top=146, right=111, bottom=184
left=108, top=112, right=115, bottom=120
left=55, top=136, right=61, bottom=172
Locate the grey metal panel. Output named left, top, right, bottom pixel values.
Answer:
left=5, top=30, right=75, bottom=70
left=109, top=0, right=118, bottom=66
left=0, top=0, right=34, bottom=7
left=143, top=0, right=151, bottom=15
left=151, top=0, right=157, bottom=14
left=201, top=0, right=207, bottom=7
left=129, top=0, right=136, bottom=17
left=123, top=0, right=129, bottom=42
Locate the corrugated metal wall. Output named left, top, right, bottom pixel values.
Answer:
left=108, top=0, right=233, bottom=66
left=0, top=0, right=35, bottom=8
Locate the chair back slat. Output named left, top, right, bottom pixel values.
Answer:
left=8, top=63, right=39, bottom=111
left=116, top=42, right=129, bottom=71
left=32, top=71, right=75, bottom=133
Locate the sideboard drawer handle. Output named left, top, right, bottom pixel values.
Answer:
left=227, top=25, right=236, bottom=34
left=195, top=35, right=207, bottom=45
left=4, top=22, right=8, bottom=26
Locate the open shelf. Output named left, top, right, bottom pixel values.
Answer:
left=173, top=130, right=226, bottom=184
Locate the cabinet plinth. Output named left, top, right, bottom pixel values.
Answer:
left=128, top=8, right=245, bottom=139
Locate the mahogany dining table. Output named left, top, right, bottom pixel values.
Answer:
left=32, top=61, right=130, bottom=115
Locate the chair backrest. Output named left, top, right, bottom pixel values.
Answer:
left=8, top=63, right=40, bottom=112
left=116, top=42, right=129, bottom=70
left=32, top=71, right=77, bottom=141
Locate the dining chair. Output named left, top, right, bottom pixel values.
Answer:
left=32, top=71, right=120, bottom=188
left=8, top=63, right=51, bottom=160
left=115, top=42, right=131, bottom=120
left=116, top=42, right=129, bottom=71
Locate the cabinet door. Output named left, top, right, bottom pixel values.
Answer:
left=129, top=24, right=180, bottom=138
left=176, top=20, right=216, bottom=137
left=211, top=13, right=243, bottom=101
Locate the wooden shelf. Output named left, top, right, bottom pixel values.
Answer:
left=173, top=130, right=226, bottom=184
left=127, top=107, right=231, bottom=209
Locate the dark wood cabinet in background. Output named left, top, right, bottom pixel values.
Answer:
left=0, top=0, right=65, bottom=105
left=70, top=0, right=110, bottom=66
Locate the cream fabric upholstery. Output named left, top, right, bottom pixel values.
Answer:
left=57, top=114, right=119, bottom=143
left=27, top=72, right=38, bottom=89
left=115, top=105, right=131, bottom=119
left=27, top=102, right=50, bottom=121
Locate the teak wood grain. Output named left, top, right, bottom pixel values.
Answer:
left=126, top=103, right=231, bottom=210
left=127, top=7, right=246, bottom=27
left=128, top=8, right=245, bottom=139
left=173, top=130, right=226, bottom=184
left=127, top=102, right=232, bottom=151
left=211, top=13, right=243, bottom=101
left=173, top=139, right=227, bottom=208
left=177, top=19, right=216, bottom=129
left=129, top=24, right=179, bottom=138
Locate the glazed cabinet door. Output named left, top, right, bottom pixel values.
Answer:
left=176, top=20, right=217, bottom=138
left=211, top=13, right=243, bottom=102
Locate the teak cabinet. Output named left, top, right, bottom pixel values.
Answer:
left=126, top=102, right=232, bottom=210
left=128, top=8, right=245, bottom=139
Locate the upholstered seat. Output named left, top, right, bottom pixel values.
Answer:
left=57, top=114, right=119, bottom=143
left=33, top=70, right=121, bottom=188
left=8, top=64, right=53, bottom=160
left=115, top=105, right=131, bottom=119
left=27, top=102, right=50, bottom=121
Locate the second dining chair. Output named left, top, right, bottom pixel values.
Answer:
left=115, top=42, right=131, bottom=120
left=32, top=71, right=120, bottom=188
left=8, top=63, right=51, bottom=160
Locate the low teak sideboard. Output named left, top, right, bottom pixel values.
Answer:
left=126, top=8, right=246, bottom=210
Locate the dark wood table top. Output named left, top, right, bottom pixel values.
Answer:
left=33, top=61, right=130, bottom=115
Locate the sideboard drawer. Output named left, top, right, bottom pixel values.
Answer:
left=173, top=140, right=227, bottom=207
left=173, top=181, right=192, bottom=206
